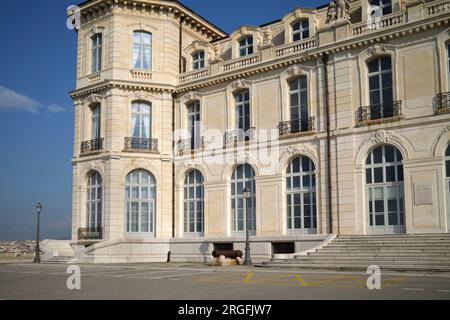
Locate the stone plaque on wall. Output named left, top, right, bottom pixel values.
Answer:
left=414, top=183, right=433, bottom=205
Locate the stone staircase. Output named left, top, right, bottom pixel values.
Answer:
left=40, top=240, right=75, bottom=263
left=260, top=234, right=450, bottom=273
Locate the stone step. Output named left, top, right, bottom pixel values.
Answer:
left=259, top=262, right=450, bottom=272
left=324, top=244, right=450, bottom=249
left=334, top=239, right=450, bottom=244
left=308, top=252, right=450, bottom=258
left=271, top=258, right=450, bottom=265
left=338, top=234, right=450, bottom=239
left=290, top=256, right=450, bottom=263
left=313, top=249, right=450, bottom=256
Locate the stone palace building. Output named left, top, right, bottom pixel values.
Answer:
left=66, top=0, right=450, bottom=263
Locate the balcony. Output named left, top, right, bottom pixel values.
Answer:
left=123, top=137, right=159, bottom=153
left=176, top=137, right=205, bottom=156
left=78, top=227, right=103, bottom=241
left=278, top=117, right=315, bottom=137
left=224, top=128, right=256, bottom=146
left=433, top=92, right=450, bottom=115
left=81, top=138, right=104, bottom=154
left=352, top=11, right=405, bottom=36
left=356, top=101, right=402, bottom=126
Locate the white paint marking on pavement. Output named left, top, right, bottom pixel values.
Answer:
left=109, top=270, right=176, bottom=278
left=146, top=271, right=211, bottom=280
left=82, top=270, right=135, bottom=277
left=403, top=288, right=425, bottom=291
left=437, top=289, right=450, bottom=293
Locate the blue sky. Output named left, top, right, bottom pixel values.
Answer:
left=0, top=0, right=324, bottom=240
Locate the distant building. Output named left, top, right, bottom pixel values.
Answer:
left=68, top=0, right=450, bottom=263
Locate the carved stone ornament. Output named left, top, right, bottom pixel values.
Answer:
left=326, top=0, right=350, bottom=24
left=83, top=93, right=104, bottom=105
left=212, top=43, right=223, bottom=62
left=368, top=44, right=387, bottom=56
left=286, top=65, right=304, bottom=78
left=231, top=79, right=251, bottom=92
left=182, top=91, right=201, bottom=103
left=279, top=144, right=317, bottom=161
left=358, top=130, right=403, bottom=153
left=262, top=28, right=273, bottom=47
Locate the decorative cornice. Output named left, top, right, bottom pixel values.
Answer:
left=76, top=0, right=226, bottom=41
left=177, top=14, right=450, bottom=92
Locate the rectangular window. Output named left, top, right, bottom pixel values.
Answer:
left=91, top=105, right=101, bottom=140
left=91, top=34, right=102, bottom=73
left=133, top=31, right=152, bottom=70
left=292, top=20, right=309, bottom=42
left=192, top=51, right=205, bottom=70
left=236, top=91, right=251, bottom=132
left=239, top=36, right=253, bottom=57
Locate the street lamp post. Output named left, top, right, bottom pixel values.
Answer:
left=34, top=203, right=42, bottom=263
left=243, top=187, right=252, bottom=266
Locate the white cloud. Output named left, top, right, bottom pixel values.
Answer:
left=47, top=104, right=66, bottom=113
left=0, top=86, right=42, bottom=113
left=0, top=86, right=68, bottom=114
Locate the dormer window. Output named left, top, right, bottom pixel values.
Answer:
left=239, top=36, right=254, bottom=57
left=292, top=20, right=309, bottom=42
left=192, top=51, right=205, bottom=70
left=369, top=0, right=392, bottom=18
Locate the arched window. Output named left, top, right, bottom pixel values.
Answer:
left=91, top=33, right=102, bottom=73
left=235, top=90, right=251, bottom=132
left=91, top=104, right=101, bottom=140
left=369, top=0, right=392, bottom=18
left=125, top=170, right=156, bottom=234
left=192, top=51, right=205, bottom=70
left=292, top=20, right=309, bottom=42
left=133, top=31, right=152, bottom=70
left=87, top=171, right=102, bottom=229
left=368, top=57, right=393, bottom=118
left=366, top=145, right=405, bottom=234
left=286, top=156, right=317, bottom=234
left=239, top=36, right=253, bottom=57
left=289, top=76, right=309, bottom=133
left=131, top=101, right=152, bottom=140
left=184, top=170, right=204, bottom=237
left=231, top=164, right=256, bottom=235
left=188, top=101, right=201, bottom=149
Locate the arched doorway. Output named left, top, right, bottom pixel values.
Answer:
left=286, top=156, right=317, bottom=234
left=366, top=145, right=405, bottom=234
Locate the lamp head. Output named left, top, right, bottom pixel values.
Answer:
left=243, top=188, right=251, bottom=199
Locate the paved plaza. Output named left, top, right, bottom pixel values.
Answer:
left=0, top=263, right=449, bottom=300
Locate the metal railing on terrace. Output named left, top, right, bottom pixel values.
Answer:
left=356, top=101, right=402, bottom=125
left=123, top=137, right=159, bottom=153
left=433, top=92, right=450, bottom=115
left=81, top=138, right=104, bottom=154
left=278, top=117, right=315, bottom=137
left=78, top=227, right=103, bottom=241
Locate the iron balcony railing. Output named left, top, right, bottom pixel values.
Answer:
left=224, top=127, right=256, bottom=145
left=177, top=137, right=205, bottom=155
left=78, top=227, right=103, bottom=241
left=124, top=137, right=159, bottom=153
left=356, top=101, right=402, bottom=124
left=433, top=92, right=450, bottom=115
left=81, top=138, right=103, bottom=154
left=278, top=117, right=315, bottom=137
